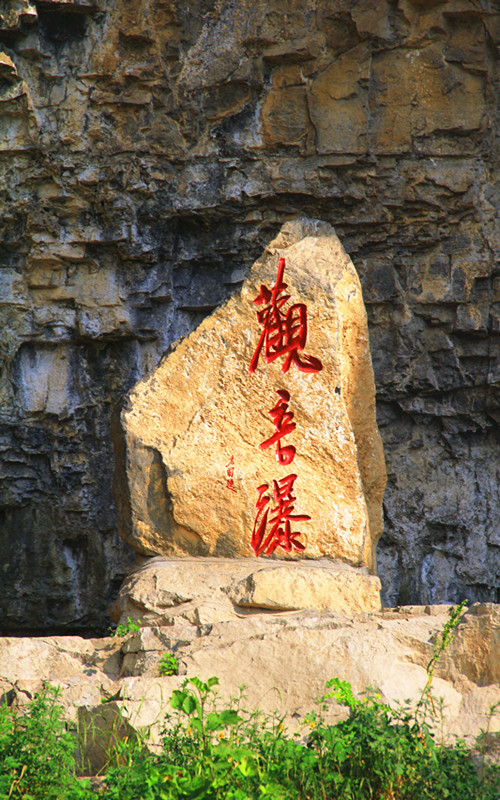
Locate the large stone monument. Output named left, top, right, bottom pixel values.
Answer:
left=112, top=219, right=387, bottom=621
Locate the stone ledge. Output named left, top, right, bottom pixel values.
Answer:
left=227, top=561, right=381, bottom=613
left=110, top=556, right=381, bottom=627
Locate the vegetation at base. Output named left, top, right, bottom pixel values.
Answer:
left=0, top=685, right=87, bottom=800
left=0, top=605, right=499, bottom=799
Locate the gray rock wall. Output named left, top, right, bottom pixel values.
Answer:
left=0, top=0, right=499, bottom=632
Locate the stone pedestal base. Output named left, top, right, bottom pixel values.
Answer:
left=110, top=557, right=381, bottom=627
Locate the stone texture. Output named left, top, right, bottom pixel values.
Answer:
left=0, top=0, right=499, bottom=632
left=0, top=635, right=121, bottom=723
left=109, top=557, right=253, bottom=627
left=228, top=562, right=381, bottom=613
left=117, top=219, right=386, bottom=571
left=1, top=605, right=499, bottom=773
left=110, top=556, right=382, bottom=626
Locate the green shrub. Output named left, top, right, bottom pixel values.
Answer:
left=0, top=685, right=97, bottom=800
left=142, top=673, right=499, bottom=800
left=159, top=652, right=179, bottom=677
left=109, top=617, right=141, bottom=638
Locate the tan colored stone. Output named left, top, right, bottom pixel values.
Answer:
left=309, top=44, right=370, bottom=154
left=0, top=53, right=18, bottom=78
left=228, top=562, right=381, bottom=613
left=447, top=604, right=500, bottom=685
left=1, top=0, right=499, bottom=635
left=370, top=44, right=485, bottom=153
left=1, top=605, right=500, bottom=771
left=109, top=557, right=255, bottom=625
left=0, top=1, right=37, bottom=32
left=0, top=636, right=95, bottom=682
left=261, top=66, right=312, bottom=147
left=0, top=635, right=121, bottom=724
left=105, top=604, right=500, bottom=749
left=118, top=676, right=188, bottom=748
left=117, top=219, right=386, bottom=571
left=351, top=1, right=391, bottom=40
left=111, top=557, right=381, bottom=625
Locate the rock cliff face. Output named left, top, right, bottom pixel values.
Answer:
left=0, top=0, right=499, bottom=632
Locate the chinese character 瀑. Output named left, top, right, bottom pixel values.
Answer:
left=248, top=257, right=323, bottom=375
left=226, top=456, right=237, bottom=493
left=250, top=473, right=310, bottom=556
left=259, top=389, right=296, bottom=465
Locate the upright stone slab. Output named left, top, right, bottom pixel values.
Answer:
left=114, top=219, right=386, bottom=583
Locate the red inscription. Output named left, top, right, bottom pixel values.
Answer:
left=226, top=456, right=237, bottom=493
left=248, top=257, right=323, bottom=375
left=259, top=389, right=296, bottom=465
left=251, top=473, right=310, bottom=556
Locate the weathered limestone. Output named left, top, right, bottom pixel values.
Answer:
left=1, top=605, right=499, bottom=773
left=0, top=636, right=120, bottom=723
left=1, top=0, right=499, bottom=632
left=116, top=219, right=386, bottom=575
left=228, top=562, right=381, bottom=613
left=109, top=557, right=382, bottom=626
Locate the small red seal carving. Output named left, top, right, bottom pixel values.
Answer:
left=225, top=456, right=237, bottom=493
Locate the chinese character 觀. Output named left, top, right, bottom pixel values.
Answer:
left=248, top=257, right=323, bottom=375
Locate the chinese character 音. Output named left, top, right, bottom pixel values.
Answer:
left=259, top=389, right=296, bottom=465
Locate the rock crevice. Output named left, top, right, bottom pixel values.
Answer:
left=0, top=0, right=498, bottom=631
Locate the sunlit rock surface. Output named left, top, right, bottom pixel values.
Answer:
left=1, top=603, right=499, bottom=772
left=110, top=558, right=383, bottom=623
left=116, top=219, right=386, bottom=572
left=0, top=0, right=499, bottom=631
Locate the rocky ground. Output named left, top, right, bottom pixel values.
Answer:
left=1, top=602, right=499, bottom=774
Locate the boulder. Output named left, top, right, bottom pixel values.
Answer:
left=112, top=604, right=500, bottom=748
left=115, top=218, right=386, bottom=575
left=228, top=561, right=381, bottom=613
left=2, top=0, right=499, bottom=636
left=0, top=635, right=121, bottom=723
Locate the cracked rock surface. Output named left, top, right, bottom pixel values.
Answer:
left=0, top=604, right=499, bottom=773
left=0, top=0, right=499, bottom=631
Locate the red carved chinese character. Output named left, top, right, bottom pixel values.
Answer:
left=248, top=257, right=323, bottom=375
left=259, top=389, right=296, bottom=465
left=251, top=473, right=310, bottom=556
left=226, top=456, right=237, bottom=493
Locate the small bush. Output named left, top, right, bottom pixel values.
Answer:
left=109, top=616, right=141, bottom=638
left=1, top=678, right=499, bottom=799
left=0, top=685, right=97, bottom=800
left=159, top=652, right=179, bottom=677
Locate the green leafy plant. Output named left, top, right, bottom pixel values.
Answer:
left=0, top=685, right=98, bottom=800
left=416, top=598, right=468, bottom=720
left=109, top=616, right=141, bottom=638
left=159, top=652, right=179, bottom=677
